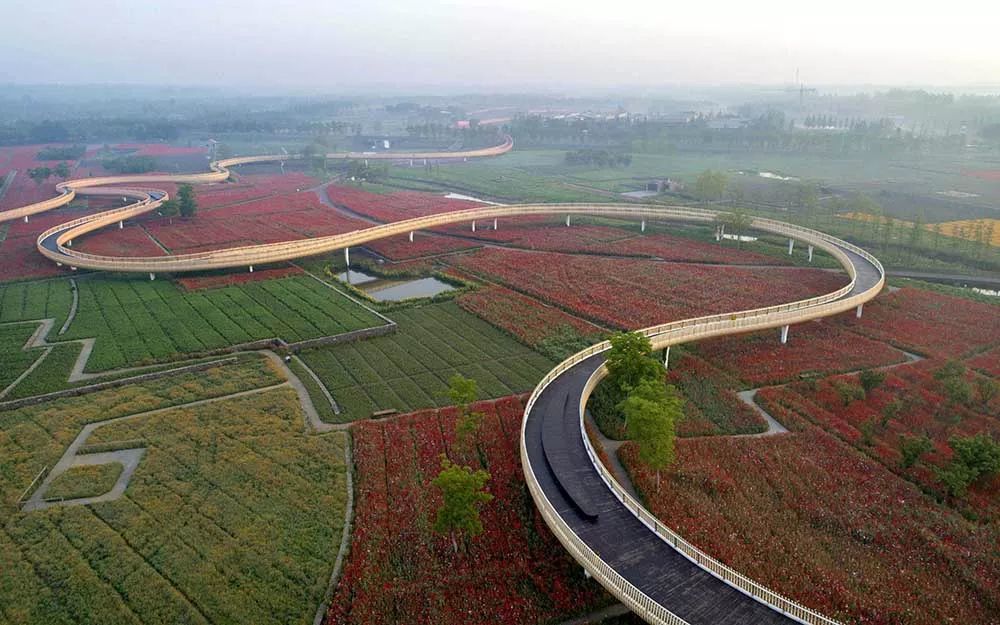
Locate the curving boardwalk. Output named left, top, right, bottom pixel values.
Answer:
left=6, top=144, right=883, bottom=625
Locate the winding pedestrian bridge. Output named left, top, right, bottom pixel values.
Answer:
left=5, top=141, right=883, bottom=625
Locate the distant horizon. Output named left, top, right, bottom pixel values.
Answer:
left=2, top=0, right=997, bottom=92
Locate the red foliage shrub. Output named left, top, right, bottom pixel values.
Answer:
left=449, top=248, right=849, bottom=329
left=833, top=288, right=1000, bottom=358
left=457, top=286, right=605, bottom=347
left=328, top=396, right=610, bottom=624
left=696, top=320, right=908, bottom=386
left=621, top=428, right=1000, bottom=625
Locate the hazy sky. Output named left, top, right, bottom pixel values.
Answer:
left=2, top=0, right=998, bottom=89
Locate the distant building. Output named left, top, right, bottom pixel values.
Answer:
left=646, top=178, right=683, bottom=193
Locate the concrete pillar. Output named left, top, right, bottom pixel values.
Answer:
left=566, top=214, right=572, bottom=227
left=119, top=220, right=124, bottom=229
left=249, top=265, right=254, bottom=273
left=344, top=247, right=350, bottom=267
left=788, top=238, right=795, bottom=255
left=641, top=219, right=646, bottom=233
left=24, top=215, right=29, bottom=223
left=493, top=217, right=498, bottom=230
left=423, top=158, right=427, bottom=166
left=808, top=245, right=814, bottom=262
left=663, top=346, right=670, bottom=370
left=409, top=159, right=413, bottom=167
left=409, top=231, right=414, bottom=242
left=66, top=240, right=72, bottom=247
left=717, top=224, right=724, bottom=242
left=471, top=221, right=476, bottom=232
left=856, top=304, right=864, bottom=318
left=149, top=273, right=155, bottom=281
left=364, top=159, right=369, bottom=167
left=780, top=325, right=790, bottom=345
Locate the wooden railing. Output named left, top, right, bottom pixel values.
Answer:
left=519, top=222, right=883, bottom=625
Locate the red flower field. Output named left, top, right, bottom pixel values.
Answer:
left=457, top=285, right=605, bottom=347
left=832, top=287, right=1000, bottom=358
left=449, top=248, right=849, bottom=329
left=695, top=319, right=909, bottom=386
left=328, top=396, right=611, bottom=625
left=74, top=224, right=166, bottom=257
left=620, top=427, right=1000, bottom=625
left=757, top=358, right=1000, bottom=515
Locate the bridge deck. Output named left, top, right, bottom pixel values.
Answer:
left=523, top=243, right=882, bottom=625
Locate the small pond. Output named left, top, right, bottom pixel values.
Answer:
left=337, top=269, right=456, bottom=301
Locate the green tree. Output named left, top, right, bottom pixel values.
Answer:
left=936, top=434, right=1000, bottom=498
left=858, top=369, right=886, bottom=393
left=177, top=184, right=197, bottom=218
left=605, top=331, right=663, bottom=396
left=54, top=161, right=71, bottom=179
left=159, top=198, right=179, bottom=222
left=447, top=374, right=482, bottom=447
left=717, top=210, right=753, bottom=248
left=694, top=169, right=727, bottom=202
left=431, top=456, right=493, bottom=552
left=620, top=378, right=683, bottom=489
left=28, top=167, right=52, bottom=185
left=899, top=434, right=933, bottom=468
left=975, top=377, right=998, bottom=410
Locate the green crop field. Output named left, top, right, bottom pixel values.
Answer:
left=0, top=324, right=43, bottom=391
left=0, top=279, right=74, bottom=329
left=57, top=275, right=385, bottom=372
left=300, top=301, right=554, bottom=422
left=0, top=358, right=348, bottom=625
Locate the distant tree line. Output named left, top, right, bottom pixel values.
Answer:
left=102, top=155, right=157, bottom=174
left=564, top=149, right=632, bottom=167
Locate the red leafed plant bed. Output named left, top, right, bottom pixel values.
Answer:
left=325, top=185, right=482, bottom=221
left=196, top=173, right=317, bottom=209
left=831, top=288, right=1000, bottom=358
left=457, top=286, right=605, bottom=347
left=364, top=232, right=480, bottom=260
left=620, top=427, right=1000, bottom=625
left=449, top=248, right=849, bottom=330
left=327, top=396, right=611, bottom=625
left=74, top=225, right=166, bottom=258
left=756, top=358, right=1000, bottom=516
left=695, top=320, right=909, bottom=386
left=174, top=265, right=303, bottom=291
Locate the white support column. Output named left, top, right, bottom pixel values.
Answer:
left=780, top=325, right=790, bottom=345
left=56, top=262, right=63, bottom=267
left=566, top=214, right=571, bottom=227
left=808, top=245, right=814, bottom=262
left=409, top=159, right=413, bottom=167
left=717, top=224, right=724, bottom=242
left=66, top=240, right=72, bottom=247
left=149, top=273, right=155, bottom=281
left=663, top=346, right=671, bottom=370
left=364, top=159, right=369, bottom=167
left=423, top=158, right=427, bottom=166
left=493, top=217, right=498, bottom=230
left=249, top=265, right=254, bottom=273
left=70, top=266, right=77, bottom=271
left=24, top=215, right=29, bottom=223
left=119, top=220, right=124, bottom=229
left=408, top=231, right=414, bottom=242
left=641, top=219, right=646, bottom=233
left=856, top=303, right=864, bottom=318
left=471, top=221, right=476, bottom=232
left=344, top=247, right=350, bottom=267
left=788, top=238, right=795, bottom=255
